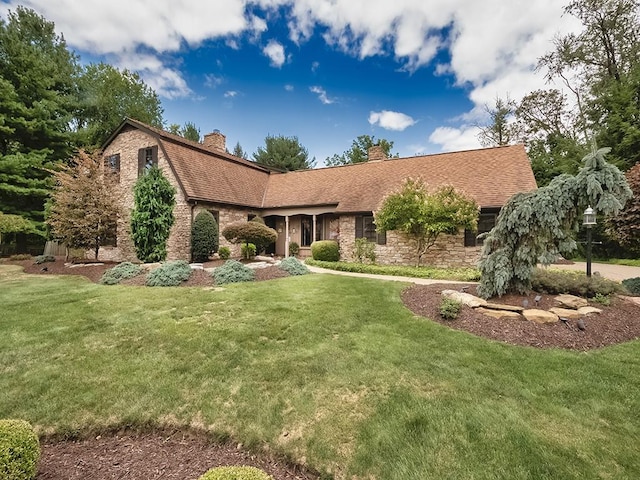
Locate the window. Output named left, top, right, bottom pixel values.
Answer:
left=137, top=146, right=158, bottom=176
left=355, top=215, right=386, bottom=245
left=301, top=216, right=313, bottom=246
left=104, top=153, right=120, bottom=181
left=464, top=209, right=499, bottom=247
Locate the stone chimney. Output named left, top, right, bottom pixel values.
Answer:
left=368, top=144, right=387, bottom=162
left=203, top=130, right=226, bottom=152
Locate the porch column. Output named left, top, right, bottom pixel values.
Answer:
left=312, top=214, right=317, bottom=245
left=285, top=215, right=290, bottom=258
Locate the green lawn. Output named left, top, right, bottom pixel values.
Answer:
left=1, top=264, right=639, bottom=479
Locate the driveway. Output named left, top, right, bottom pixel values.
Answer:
left=547, top=261, right=640, bottom=282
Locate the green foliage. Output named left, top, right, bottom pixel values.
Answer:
left=439, top=298, right=462, bottom=320
left=191, top=211, right=219, bottom=262
left=352, top=238, right=376, bottom=263
left=305, top=259, right=481, bottom=282
left=100, top=262, right=143, bottom=285
left=232, top=141, right=249, bottom=160
left=130, top=167, right=176, bottom=262
left=0, top=213, right=38, bottom=236
left=75, top=63, right=163, bottom=148
left=8, top=254, right=31, bottom=261
left=168, top=122, right=200, bottom=143
left=530, top=268, right=626, bottom=297
left=34, top=255, right=54, bottom=264
left=288, top=241, right=300, bottom=257
left=198, top=466, right=273, bottom=480
left=478, top=148, right=632, bottom=298
left=218, top=246, right=231, bottom=260
left=325, top=135, right=398, bottom=166
left=608, top=162, right=640, bottom=253
left=621, top=277, right=640, bottom=295
left=213, top=259, right=255, bottom=284
left=279, top=257, right=309, bottom=275
left=477, top=96, right=519, bottom=147
left=241, top=243, right=256, bottom=260
left=145, top=260, right=192, bottom=287
left=310, top=240, right=339, bottom=261
left=591, top=293, right=611, bottom=306
left=252, top=135, right=315, bottom=171
left=375, top=179, right=478, bottom=267
left=0, top=419, right=40, bottom=480
left=222, top=222, right=277, bottom=255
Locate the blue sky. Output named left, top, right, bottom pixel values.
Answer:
left=1, top=0, right=582, bottom=165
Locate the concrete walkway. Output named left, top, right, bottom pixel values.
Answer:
left=305, top=265, right=473, bottom=285
left=546, top=262, right=640, bottom=282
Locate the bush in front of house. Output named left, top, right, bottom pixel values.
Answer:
left=288, top=241, right=300, bottom=257
left=0, top=419, right=40, bottom=480
left=146, top=260, right=192, bottom=286
left=279, top=257, right=309, bottom=276
left=310, top=240, right=339, bottom=262
left=213, top=260, right=255, bottom=285
left=531, top=268, right=626, bottom=297
left=100, top=262, right=143, bottom=285
left=198, top=466, right=273, bottom=480
left=218, top=246, right=231, bottom=260
left=621, top=277, right=640, bottom=295
left=34, top=255, right=55, bottom=264
left=352, top=238, right=376, bottom=263
left=241, top=243, right=256, bottom=260
left=191, top=211, right=219, bottom=262
left=439, top=298, right=462, bottom=320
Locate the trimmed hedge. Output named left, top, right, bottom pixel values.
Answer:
left=198, top=466, right=273, bottom=480
left=191, top=211, right=219, bottom=262
left=279, top=257, right=309, bottom=275
left=218, top=246, right=231, bottom=260
left=310, top=240, right=339, bottom=262
left=213, top=260, right=255, bottom=285
left=531, top=268, right=627, bottom=297
left=100, top=262, right=143, bottom=285
left=146, top=260, right=193, bottom=286
left=0, top=419, right=40, bottom=480
left=621, top=277, right=640, bottom=295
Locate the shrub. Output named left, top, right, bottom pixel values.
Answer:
left=100, top=262, right=143, bottom=285
left=191, top=211, right=219, bottom=262
left=241, top=243, right=256, bottom=260
left=288, top=241, right=300, bottom=257
left=213, top=260, right=255, bottom=285
left=591, top=293, right=611, bottom=306
left=279, top=257, right=309, bottom=276
left=34, top=255, right=55, bottom=264
left=439, top=298, right=462, bottom=320
left=222, top=222, right=277, bottom=254
left=310, top=240, right=339, bottom=262
left=198, top=466, right=273, bottom=480
left=218, top=246, right=231, bottom=260
left=531, top=268, right=626, bottom=297
left=146, top=260, right=192, bottom=287
left=0, top=419, right=40, bottom=480
left=622, top=277, right=640, bottom=295
left=352, top=238, right=376, bottom=263
left=9, top=254, right=32, bottom=261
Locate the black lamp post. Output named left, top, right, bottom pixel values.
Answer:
left=583, top=206, right=596, bottom=277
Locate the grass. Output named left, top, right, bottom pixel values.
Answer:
left=1, top=264, right=639, bottom=479
left=305, top=259, right=480, bottom=282
left=570, top=257, right=640, bottom=267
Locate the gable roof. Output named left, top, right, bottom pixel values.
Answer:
left=105, top=119, right=537, bottom=211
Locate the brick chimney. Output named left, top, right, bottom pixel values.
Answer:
left=368, top=145, right=387, bottom=162
left=203, top=130, right=226, bottom=152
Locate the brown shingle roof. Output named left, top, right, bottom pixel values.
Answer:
left=262, top=145, right=537, bottom=211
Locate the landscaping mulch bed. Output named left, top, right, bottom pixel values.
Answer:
left=402, top=283, right=640, bottom=350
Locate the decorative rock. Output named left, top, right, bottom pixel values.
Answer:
left=548, top=307, right=582, bottom=319
left=484, top=302, right=524, bottom=312
left=441, top=290, right=488, bottom=308
left=554, top=294, right=588, bottom=309
left=577, top=306, right=602, bottom=315
left=476, top=307, right=522, bottom=319
left=190, top=263, right=204, bottom=270
left=522, top=309, right=559, bottom=324
left=140, top=262, right=162, bottom=272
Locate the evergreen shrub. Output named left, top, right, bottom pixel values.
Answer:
left=100, top=262, right=143, bottom=285
left=213, top=260, right=255, bottom=285
left=310, top=240, right=339, bottom=261
left=621, top=277, right=640, bottom=295
left=8, top=254, right=32, bottom=261
left=34, top=255, right=55, bottom=264
left=218, top=246, right=231, bottom=260
left=352, top=238, right=376, bottom=263
left=241, top=243, right=256, bottom=259
left=279, top=257, right=309, bottom=275
left=531, top=268, right=626, bottom=297
left=146, top=260, right=192, bottom=286
left=0, top=419, right=40, bottom=480
left=439, top=298, right=461, bottom=320
left=191, top=211, right=219, bottom=262
left=198, top=466, right=273, bottom=480
left=288, top=241, right=300, bottom=257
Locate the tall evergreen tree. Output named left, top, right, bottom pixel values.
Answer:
left=253, top=135, right=315, bottom=171
left=476, top=97, right=519, bottom=147
left=325, top=135, right=397, bottom=166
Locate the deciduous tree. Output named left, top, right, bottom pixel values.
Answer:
left=221, top=221, right=277, bottom=253
left=253, top=135, right=315, bottom=171
left=374, top=179, right=478, bottom=267
left=607, top=161, right=640, bottom=253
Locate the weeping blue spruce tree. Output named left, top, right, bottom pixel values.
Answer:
left=478, top=148, right=632, bottom=298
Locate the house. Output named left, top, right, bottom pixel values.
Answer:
left=100, top=118, right=537, bottom=267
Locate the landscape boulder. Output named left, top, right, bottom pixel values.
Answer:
left=522, top=309, right=559, bottom=324
left=441, top=290, right=488, bottom=308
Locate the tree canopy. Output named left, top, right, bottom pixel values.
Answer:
left=375, top=179, right=478, bottom=267
left=232, top=141, right=249, bottom=160
left=253, top=135, right=315, bottom=171
left=221, top=221, right=277, bottom=250
left=476, top=97, right=519, bottom=148
left=607, top=161, right=640, bottom=253
left=325, top=135, right=397, bottom=166
left=168, top=121, right=200, bottom=143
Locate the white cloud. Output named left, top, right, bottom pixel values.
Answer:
left=224, top=90, right=239, bottom=98
left=369, top=110, right=416, bottom=131
left=310, top=86, right=335, bottom=105
left=285, top=84, right=294, bottom=91
left=263, top=39, right=287, bottom=67
left=115, top=51, right=192, bottom=99
left=311, top=61, right=320, bottom=73
left=204, top=74, right=224, bottom=89
left=428, top=126, right=482, bottom=152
